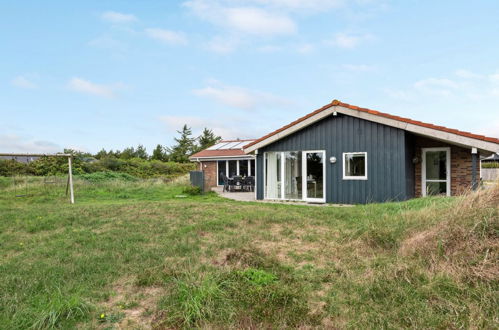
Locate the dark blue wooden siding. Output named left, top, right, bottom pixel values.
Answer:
left=256, top=113, right=413, bottom=204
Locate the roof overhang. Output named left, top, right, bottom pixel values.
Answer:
left=189, top=155, right=255, bottom=162
left=244, top=105, right=499, bottom=154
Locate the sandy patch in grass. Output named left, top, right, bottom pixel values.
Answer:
left=98, top=277, right=164, bottom=329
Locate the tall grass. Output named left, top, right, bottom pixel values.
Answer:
left=0, top=177, right=497, bottom=328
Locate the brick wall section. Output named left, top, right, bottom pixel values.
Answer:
left=200, top=161, right=218, bottom=191
left=414, top=136, right=475, bottom=196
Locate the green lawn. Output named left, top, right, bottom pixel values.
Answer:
left=0, top=176, right=497, bottom=329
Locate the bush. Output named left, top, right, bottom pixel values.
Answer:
left=182, top=185, right=203, bottom=195
left=482, top=162, right=499, bottom=168
left=0, top=157, right=195, bottom=179
left=77, top=172, right=138, bottom=182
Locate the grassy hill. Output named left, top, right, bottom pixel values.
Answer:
left=0, top=176, right=497, bottom=329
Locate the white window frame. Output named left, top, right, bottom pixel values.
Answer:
left=216, top=159, right=253, bottom=186
left=302, top=150, right=326, bottom=203
left=263, top=151, right=283, bottom=200
left=263, top=150, right=326, bottom=202
left=422, top=147, right=451, bottom=197
left=343, top=152, right=368, bottom=180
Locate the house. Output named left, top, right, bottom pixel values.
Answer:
left=242, top=100, right=499, bottom=204
left=189, top=139, right=256, bottom=190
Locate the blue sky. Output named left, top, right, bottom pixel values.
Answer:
left=1, top=0, right=499, bottom=154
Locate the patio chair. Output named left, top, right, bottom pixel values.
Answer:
left=221, top=173, right=230, bottom=192
left=232, top=176, right=243, bottom=191
left=244, top=176, right=255, bottom=192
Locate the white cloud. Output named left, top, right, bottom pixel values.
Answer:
left=67, top=77, right=124, bottom=98
left=184, top=1, right=296, bottom=36
left=145, top=28, right=188, bottom=45
left=224, top=7, right=296, bottom=36
left=11, top=76, right=37, bottom=89
left=325, top=32, right=373, bottom=49
left=0, top=134, right=61, bottom=153
left=101, top=11, right=137, bottom=23
left=385, top=69, right=499, bottom=117
left=185, top=0, right=344, bottom=15
left=192, top=81, right=289, bottom=110
left=253, top=0, right=344, bottom=11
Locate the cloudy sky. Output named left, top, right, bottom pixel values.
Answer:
left=2, top=0, right=499, bottom=154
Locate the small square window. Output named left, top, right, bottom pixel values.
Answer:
left=343, top=152, right=367, bottom=180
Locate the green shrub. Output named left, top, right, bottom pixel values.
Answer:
left=182, top=185, right=203, bottom=195
left=481, top=162, right=499, bottom=168
left=0, top=157, right=195, bottom=179
left=77, top=172, right=138, bottom=182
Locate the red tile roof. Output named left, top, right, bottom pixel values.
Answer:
left=244, top=99, right=499, bottom=149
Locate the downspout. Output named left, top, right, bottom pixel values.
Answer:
left=471, top=148, right=478, bottom=191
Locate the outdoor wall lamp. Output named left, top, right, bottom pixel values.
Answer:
left=330, top=156, right=337, bottom=164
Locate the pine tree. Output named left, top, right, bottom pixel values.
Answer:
left=168, top=125, right=196, bottom=163
left=120, top=147, right=136, bottom=160
left=151, top=144, right=169, bottom=161
left=135, top=145, right=148, bottom=160
left=197, top=128, right=221, bottom=152
left=95, top=148, right=109, bottom=159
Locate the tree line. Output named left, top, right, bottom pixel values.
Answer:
left=0, top=125, right=221, bottom=178
left=93, top=125, right=221, bottom=163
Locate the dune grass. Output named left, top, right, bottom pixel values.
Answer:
left=0, top=177, right=497, bottom=329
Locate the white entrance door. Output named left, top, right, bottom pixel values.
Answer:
left=302, top=151, right=326, bottom=202
left=422, top=147, right=451, bottom=196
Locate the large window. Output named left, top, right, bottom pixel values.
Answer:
left=265, top=152, right=282, bottom=199
left=343, top=152, right=367, bottom=180
left=239, top=160, right=249, bottom=177
left=228, top=160, right=238, bottom=177
left=216, top=159, right=255, bottom=185
left=422, top=148, right=450, bottom=196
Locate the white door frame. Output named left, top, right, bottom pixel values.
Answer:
left=302, top=150, right=326, bottom=203
left=422, top=147, right=451, bottom=197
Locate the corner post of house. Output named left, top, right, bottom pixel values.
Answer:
left=471, top=148, right=478, bottom=191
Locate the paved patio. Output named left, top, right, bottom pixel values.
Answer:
left=211, top=187, right=352, bottom=207
left=212, top=187, right=256, bottom=202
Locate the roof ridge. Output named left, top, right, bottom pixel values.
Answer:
left=244, top=99, right=499, bottom=149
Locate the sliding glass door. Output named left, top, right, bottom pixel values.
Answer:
left=303, top=151, right=325, bottom=202
left=264, top=150, right=325, bottom=202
